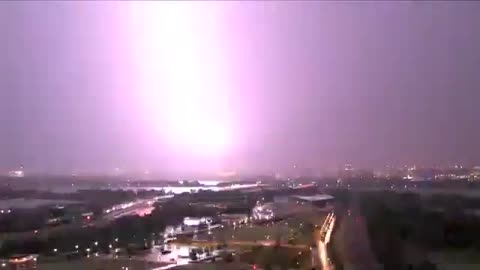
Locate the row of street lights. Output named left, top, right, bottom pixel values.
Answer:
left=51, top=238, right=120, bottom=255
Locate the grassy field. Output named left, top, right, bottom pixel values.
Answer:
left=171, top=249, right=313, bottom=270
left=38, top=257, right=166, bottom=270
left=181, top=212, right=326, bottom=269
left=172, top=262, right=254, bottom=270
left=204, top=215, right=325, bottom=246
left=238, top=246, right=312, bottom=269
left=429, top=249, right=480, bottom=270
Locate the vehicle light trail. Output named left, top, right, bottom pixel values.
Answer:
left=318, top=212, right=335, bottom=270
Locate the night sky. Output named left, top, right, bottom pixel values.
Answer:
left=1, top=2, right=480, bottom=176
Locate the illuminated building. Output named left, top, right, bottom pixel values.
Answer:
left=403, top=167, right=436, bottom=181
left=183, top=217, right=212, bottom=226
left=344, top=164, right=353, bottom=171
left=7, top=171, right=24, bottom=178
left=470, top=166, right=480, bottom=181
left=433, top=165, right=469, bottom=181
left=338, top=164, right=354, bottom=180
left=7, top=165, right=25, bottom=178
left=6, top=255, right=37, bottom=270
left=252, top=203, right=275, bottom=221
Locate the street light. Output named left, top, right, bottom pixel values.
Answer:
left=94, top=241, right=98, bottom=246
left=75, top=245, right=79, bottom=249
left=53, top=248, right=57, bottom=253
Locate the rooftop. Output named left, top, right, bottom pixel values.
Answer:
left=292, top=194, right=334, bottom=202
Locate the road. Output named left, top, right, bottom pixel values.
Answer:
left=315, top=212, right=335, bottom=270
left=172, top=239, right=307, bottom=249
left=103, top=195, right=173, bottom=221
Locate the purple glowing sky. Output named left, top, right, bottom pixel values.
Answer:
left=1, top=2, right=480, bottom=176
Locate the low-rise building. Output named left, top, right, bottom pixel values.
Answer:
left=289, top=194, right=334, bottom=208
left=4, top=254, right=37, bottom=270
left=252, top=193, right=334, bottom=221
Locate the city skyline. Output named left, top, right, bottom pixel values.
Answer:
left=2, top=2, right=480, bottom=175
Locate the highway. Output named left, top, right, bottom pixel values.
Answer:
left=0, top=195, right=173, bottom=242
left=316, top=212, right=336, bottom=270
left=172, top=239, right=308, bottom=249
left=103, top=195, right=174, bottom=221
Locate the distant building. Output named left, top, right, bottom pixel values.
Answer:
left=338, top=164, right=354, bottom=179
left=344, top=164, right=353, bottom=171
left=381, top=165, right=407, bottom=180
left=355, top=169, right=374, bottom=180
left=470, top=166, right=480, bottom=181
left=7, top=165, right=25, bottom=178
left=433, top=166, right=469, bottom=181
left=7, top=171, right=24, bottom=178
left=404, top=168, right=436, bottom=181
left=338, top=164, right=375, bottom=180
